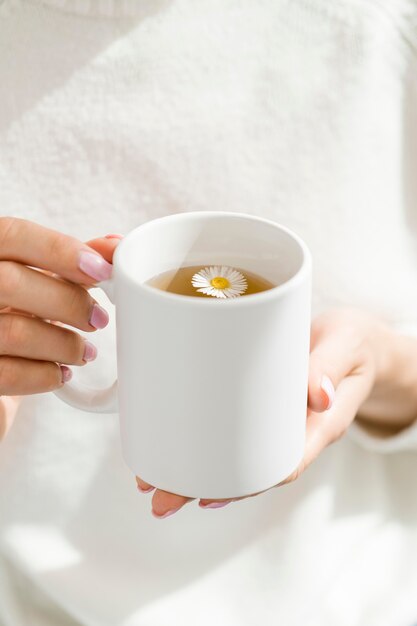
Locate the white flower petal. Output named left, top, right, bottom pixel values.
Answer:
left=192, top=277, right=209, bottom=287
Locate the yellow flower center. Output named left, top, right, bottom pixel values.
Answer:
left=210, top=276, right=230, bottom=290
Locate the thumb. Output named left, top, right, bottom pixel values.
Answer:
left=307, top=326, right=360, bottom=413
left=85, top=234, right=123, bottom=264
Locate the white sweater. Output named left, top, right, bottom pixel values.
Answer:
left=1, top=1, right=417, bottom=625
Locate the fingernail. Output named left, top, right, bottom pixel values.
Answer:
left=320, top=374, right=335, bottom=410
left=83, top=341, right=97, bottom=362
left=89, top=304, right=109, bottom=330
left=152, top=508, right=179, bottom=519
left=137, top=484, right=155, bottom=493
left=60, top=365, right=72, bottom=383
left=78, top=250, right=113, bottom=282
left=199, top=501, right=231, bottom=509
left=104, top=234, right=123, bottom=240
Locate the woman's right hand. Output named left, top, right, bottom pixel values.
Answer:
left=0, top=217, right=117, bottom=399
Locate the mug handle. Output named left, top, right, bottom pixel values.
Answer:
left=53, top=278, right=118, bottom=413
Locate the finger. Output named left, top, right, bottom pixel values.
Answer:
left=281, top=369, right=375, bottom=486
left=151, top=489, right=194, bottom=519
left=0, top=356, right=68, bottom=395
left=308, top=371, right=336, bottom=413
left=198, top=498, right=235, bottom=509
left=199, top=487, right=269, bottom=508
left=64, top=235, right=122, bottom=290
left=0, top=314, right=96, bottom=365
left=86, top=235, right=123, bottom=264
left=0, top=217, right=113, bottom=285
left=135, top=476, right=155, bottom=493
left=307, top=372, right=372, bottom=463
left=307, top=326, right=361, bottom=413
left=0, top=262, right=107, bottom=332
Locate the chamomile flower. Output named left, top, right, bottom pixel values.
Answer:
left=191, top=265, right=248, bottom=299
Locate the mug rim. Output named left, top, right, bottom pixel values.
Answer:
left=113, top=211, right=312, bottom=307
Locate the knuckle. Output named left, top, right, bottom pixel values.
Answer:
left=45, top=363, right=63, bottom=391
left=0, top=261, right=23, bottom=299
left=66, top=285, right=92, bottom=327
left=64, top=328, right=86, bottom=364
left=0, top=357, right=17, bottom=392
left=0, top=315, right=27, bottom=352
left=49, top=232, right=76, bottom=265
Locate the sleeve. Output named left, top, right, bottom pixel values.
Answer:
left=347, top=322, right=417, bottom=453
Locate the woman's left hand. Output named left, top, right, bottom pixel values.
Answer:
left=137, top=308, right=417, bottom=518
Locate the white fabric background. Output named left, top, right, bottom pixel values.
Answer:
left=1, top=1, right=417, bottom=624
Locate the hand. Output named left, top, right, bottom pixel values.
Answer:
left=0, top=217, right=121, bottom=439
left=136, top=308, right=408, bottom=518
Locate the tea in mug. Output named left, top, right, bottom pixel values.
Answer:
left=145, top=265, right=275, bottom=299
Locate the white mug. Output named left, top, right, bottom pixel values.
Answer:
left=54, top=211, right=312, bottom=499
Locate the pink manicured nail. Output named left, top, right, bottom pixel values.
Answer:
left=83, top=341, right=97, bottom=362
left=104, top=234, right=123, bottom=240
left=152, top=508, right=179, bottom=519
left=199, top=501, right=231, bottom=509
left=78, top=251, right=113, bottom=281
left=320, top=374, right=335, bottom=410
left=89, top=304, right=109, bottom=330
left=60, top=365, right=72, bottom=383
left=137, top=484, right=155, bottom=493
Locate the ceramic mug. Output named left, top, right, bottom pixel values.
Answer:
left=54, top=211, right=312, bottom=499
